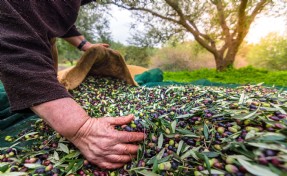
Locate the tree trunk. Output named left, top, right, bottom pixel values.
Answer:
left=214, top=52, right=236, bottom=71
left=214, top=54, right=225, bottom=71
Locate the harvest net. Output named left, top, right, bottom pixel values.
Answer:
left=1, top=77, right=287, bottom=175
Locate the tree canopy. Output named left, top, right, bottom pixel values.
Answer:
left=104, top=0, right=287, bottom=70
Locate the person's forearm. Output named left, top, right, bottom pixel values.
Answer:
left=31, top=97, right=90, bottom=138
left=64, top=35, right=92, bottom=51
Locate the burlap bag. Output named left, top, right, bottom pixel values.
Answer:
left=52, top=40, right=147, bottom=90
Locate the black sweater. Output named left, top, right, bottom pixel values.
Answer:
left=0, top=0, right=93, bottom=111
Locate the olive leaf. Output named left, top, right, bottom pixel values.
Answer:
left=201, top=169, right=225, bottom=175
left=72, top=159, right=84, bottom=173
left=0, top=164, right=9, bottom=172
left=257, top=132, right=286, bottom=141
left=53, top=151, right=60, bottom=161
left=202, top=152, right=220, bottom=158
left=65, top=160, right=76, bottom=173
left=197, top=153, right=211, bottom=175
left=157, top=133, right=164, bottom=149
left=135, top=170, right=160, bottom=176
left=203, top=123, right=209, bottom=140
left=245, top=130, right=256, bottom=140
left=58, top=143, right=69, bottom=154
left=152, top=158, right=158, bottom=173
left=238, top=92, right=245, bottom=105
left=232, top=109, right=259, bottom=120
left=247, top=143, right=287, bottom=153
left=13, top=132, right=38, bottom=143
left=181, top=149, right=198, bottom=160
left=176, top=140, right=184, bottom=155
left=23, top=163, right=43, bottom=169
left=228, top=155, right=252, bottom=161
left=271, top=103, right=286, bottom=115
left=175, top=114, right=194, bottom=119
left=137, top=145, right=143, bottom=161
left=237, top=158, right=278, bottom=176
left=176, top=129, right=197, bottom=135
left=171, top=120, right=177, bottom=133
left=156, top=148, right=165, bottom=160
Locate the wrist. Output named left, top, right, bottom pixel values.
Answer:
left=81, top=41, right=92, bottom=51
left=31, top=98, right=90, bottom=138
left=68, top=118, right=94, bottom=145
left=77, top=39, right=87, bottom=50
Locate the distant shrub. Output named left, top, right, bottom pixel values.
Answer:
left=149, top=41, right=215, bottom=71
left=124, top=46, right=154, bottom=67
left=247, top=33, right=287, bottom=70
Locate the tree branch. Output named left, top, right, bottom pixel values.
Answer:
left=234, top=0, right=269, bottom=45
left=249, top=0, right=269, bottom=23
left=187, top=19, right=214, bottom=43
left=211, top=0, right=231, bottom=42
left=164, top=0, right=217, bottom=54
left=232, top=0, right=248, bottom=43
left=108, top=2, right=180, bottom=24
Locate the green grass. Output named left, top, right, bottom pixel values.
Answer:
left=164, top=66, right=287, bottom=87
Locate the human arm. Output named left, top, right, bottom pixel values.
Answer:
left=63, top=35, right=109, bottom=51
left=31, top=98, right=145, bottom=169
left=61, top=25, right=109, bottom=51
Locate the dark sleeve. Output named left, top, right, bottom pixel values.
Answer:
left=60, top=25, right=82, bottom=38
left=0, top=5, right=72, bottom=112
left=0, top=47, right=72, bottom=112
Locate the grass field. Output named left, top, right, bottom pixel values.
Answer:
left=164, top=66, right=287, bottom=87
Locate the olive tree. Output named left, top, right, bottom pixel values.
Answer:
left=76, top=4, right=112, bottom=43
left=103, top=0, right=286, bottom=71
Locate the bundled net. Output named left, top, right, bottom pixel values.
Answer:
left=1, top=76, right=287, bottom=176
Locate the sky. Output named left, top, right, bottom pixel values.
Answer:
left=246, top=16, right=286, bottom=43
left=109, top=6, right=134, bottom=44
left=109, top=6, right=286, bottom=45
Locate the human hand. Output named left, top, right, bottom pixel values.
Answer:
left=82, top=42, right=110, bottom=51
left=68, top=114, right=145, bottom=169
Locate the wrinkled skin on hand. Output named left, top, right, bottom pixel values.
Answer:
left=69, top=114, right=145, bottom=169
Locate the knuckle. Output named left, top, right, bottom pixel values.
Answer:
left=114, top=132, right=123, bottom=140
left=121, top=145, right=129, bottom=154
left=127, top=134, right=135, bottom=142
left=112, top=155, right=122, bottom=162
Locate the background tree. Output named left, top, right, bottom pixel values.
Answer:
left=76, top=3, right=112, bottom=43
left=124, top=46, right=154, bottom=67
left=104, top=0, right=287, bottom=71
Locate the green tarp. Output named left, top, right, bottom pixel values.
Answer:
left=0, top=81, right=39, bottom=147
left=134, top=68, right=164, bottom=86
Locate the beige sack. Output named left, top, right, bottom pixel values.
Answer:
left=57, top=46, right=147, bottom=90
left=127, top=65, right=148, bottom=79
